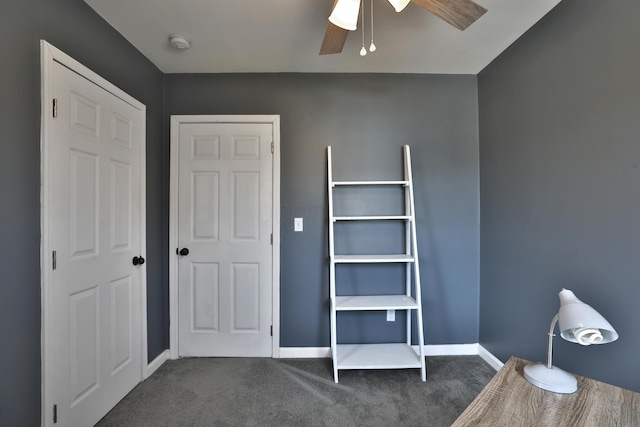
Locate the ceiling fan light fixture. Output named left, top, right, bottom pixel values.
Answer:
left=328, top=0, right=361, bottom=31
left=387, top=0, right=410, bottom=12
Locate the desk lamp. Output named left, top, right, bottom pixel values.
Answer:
left=523, top=288, right=618, bottom=394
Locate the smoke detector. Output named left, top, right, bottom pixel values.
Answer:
left=169, top=34, right=191, bottom=50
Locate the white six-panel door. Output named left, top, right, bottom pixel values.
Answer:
left=43, top=44, right=145, bottom=426
left=176, top=122, right=274, bottom=357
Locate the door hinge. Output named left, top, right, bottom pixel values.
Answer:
left=271, top=142, right=274, bottom=154
left=270, top=325, right=273, bottom=336
left=52, top=98, right=58, bottom=118
left=53, top=404, right=58, bottom=424
left=52, top=251, right=57, bottom=270
left=270, top=234, right=273, bottom=245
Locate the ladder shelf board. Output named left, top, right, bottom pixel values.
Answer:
left=333, top=215, right=411, bottom=221
left=335, top=295, right=419, bottom=310
left=336, top=343, right=422, bottom=370
left=332, top=180, right=410, bottom=187
left=333, top=254, right=414, bottom=263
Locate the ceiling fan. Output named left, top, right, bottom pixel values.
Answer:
left=319, top=0, right=487, bottom=55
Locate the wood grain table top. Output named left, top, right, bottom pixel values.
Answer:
left=452, top=356, right=640, bottom=427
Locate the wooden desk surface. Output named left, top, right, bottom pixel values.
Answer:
left=452, top=356, right=640, bottom=427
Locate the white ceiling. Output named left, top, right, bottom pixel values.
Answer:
left=84, top=0, right=561, bottom=75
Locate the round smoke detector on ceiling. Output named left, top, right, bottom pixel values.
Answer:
left=169, top=34, right=191, bottom=50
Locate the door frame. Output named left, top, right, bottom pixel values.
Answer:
left=40, top=40, right=148, bottom=427
left=169, top=115, right=281, bottom=359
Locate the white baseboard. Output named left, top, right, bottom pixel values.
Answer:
left=278, top=343, right=482, bottom=359
left=145, top=349, right=170, bottom=379
left=154, top=344, right=502, bottom=372
left=478, top=345, right=504, bottom=371
left=278, top=347, right=331, bottom=358
left=424, top=343, right=479, bottom=356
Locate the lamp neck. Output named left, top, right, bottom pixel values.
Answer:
left=547, top=313, right=559, bottom=369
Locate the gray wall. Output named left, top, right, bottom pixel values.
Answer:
left=165, top=73, right=480, bottom=347
left=479, top=0, right=640, bottom=391
left=0, top=0, right=166, bottom=424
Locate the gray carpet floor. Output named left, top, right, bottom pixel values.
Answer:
left=96, top=356, right=496, bottom=427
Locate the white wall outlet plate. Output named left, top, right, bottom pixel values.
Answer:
left=387, top=309, right=395, bottom=321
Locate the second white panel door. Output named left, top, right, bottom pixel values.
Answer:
left=177, top=122, right=273, bottom=357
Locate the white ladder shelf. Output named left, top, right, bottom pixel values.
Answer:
left=327, top=145, right=426, bottom=383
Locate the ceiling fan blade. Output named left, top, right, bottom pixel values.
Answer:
left=410, top=0, right=487, bottom=31
left=319, top=21, right=349, bottom=55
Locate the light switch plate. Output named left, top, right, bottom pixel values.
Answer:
left=294, top=217, right=303, bottom=232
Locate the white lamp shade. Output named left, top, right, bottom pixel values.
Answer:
left=329, top=0, right=361, bottom=31
left=388, top=0, right=411, bottom=12
left=558, top=289, right=619, bottom=345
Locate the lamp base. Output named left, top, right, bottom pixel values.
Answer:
left=523, top=363, right=578, bottom=394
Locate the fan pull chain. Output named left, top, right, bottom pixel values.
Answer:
left=360, top=0, right=367, bottom=56
left=369, top=0, right=376, bottom=52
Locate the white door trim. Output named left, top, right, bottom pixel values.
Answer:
left=40, top=40, right=148, bottom=427
left=169, top=115, right=281, bottom=359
